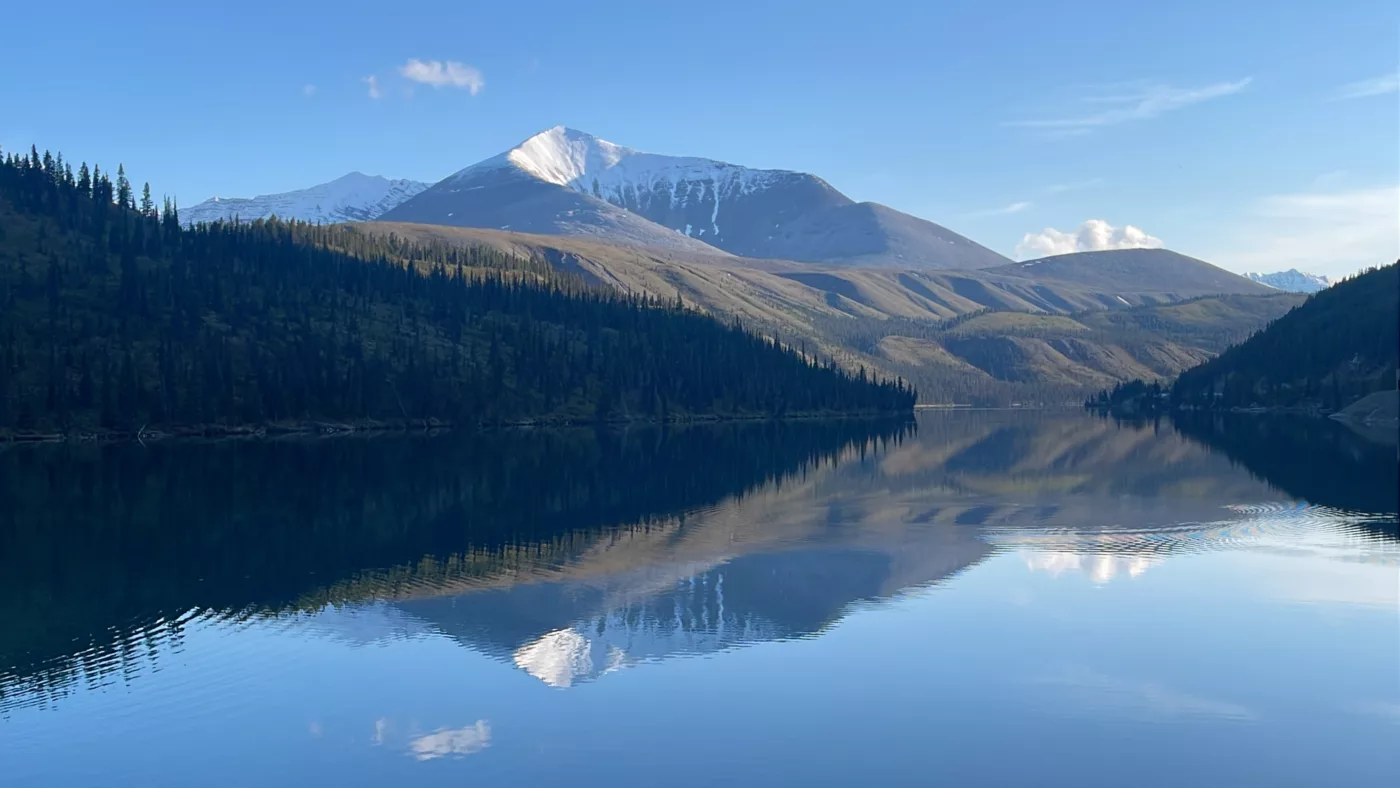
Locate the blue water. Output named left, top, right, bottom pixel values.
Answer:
left=2, top=411, right=1397, bottom=786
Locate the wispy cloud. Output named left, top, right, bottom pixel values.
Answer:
left=362, top=75, right=382, bottom=99
left=1016, top=219, right=1164, bottom=259
left=1208, top=185, right=1399, bottom=280
left=302, top=84, right=317, bottom=98
left=1332, top=72, right=1399, bottom=101
left=399, top=59, right=485, bottom=95
left=1310, top=170, right=1348, bottom=188
left=1007, top=78, right=1253, bottom=133
left=967, top=201, right=1033, bottom=218
left=1043, top=178, right=1105, bottom=195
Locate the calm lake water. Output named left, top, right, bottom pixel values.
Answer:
left=2, top=411, right=1397, bottom=787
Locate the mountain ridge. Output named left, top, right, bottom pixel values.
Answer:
left=380, top=126, right=1011, bottom=270
left=1244, top=269, right=1331, bottom=293
left=181, top=171, right=429, bottom=226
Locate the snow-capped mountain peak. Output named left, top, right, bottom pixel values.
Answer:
left=381, top=126, right=1013, bottom=269
left=181, top=172, right=430, bottom=226
left=1244, top=269, right=1332, bottom=293
left=456, top=126, right=796, bottom=204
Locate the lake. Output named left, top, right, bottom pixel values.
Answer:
left=2, top=411, right=1397, bottom=787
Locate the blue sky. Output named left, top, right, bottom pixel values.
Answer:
left=2, top=0, right=1396, bottom=277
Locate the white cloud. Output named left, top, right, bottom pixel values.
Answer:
left=363, top=75, right=382, bottom=99
left=968, top=201, right=1033, bottom=218
left=1208, top=186, right=1399, bottom=280
left=1332, top=72, right=1399, bottom=101
left=399, top=59, right=485, bottom=94
left=302, top=84, right=317, bottom=97
left=1016, top=219, right=1164, bottom=259
left=408, top=721, right=492, bottom=761
left=1008, top=78, right=1252, bottom=133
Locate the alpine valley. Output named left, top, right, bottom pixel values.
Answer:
left=175, top=126, right=1312, bottom=405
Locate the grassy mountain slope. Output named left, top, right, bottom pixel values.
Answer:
left=359, top=222, right=1304, bottom=405
left=1173, top=262, right=1399, bottom=410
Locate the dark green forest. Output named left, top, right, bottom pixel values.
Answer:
left=1172, top=262, right=1398, bottom=410
left=0, top=146, right=914, bottom=436
left=1087, top=262, right=1398, bottom=414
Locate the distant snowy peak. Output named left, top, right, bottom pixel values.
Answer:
left=1244, top=269, right=1332, bottom=293
left=460, top=125, right=801, bottom=195
left=384, top=125, right=1011, bottom=269
left=181, top=172, right=429, bottom=226
left=452, top=126, right=824, bottom=240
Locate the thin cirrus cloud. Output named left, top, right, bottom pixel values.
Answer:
left=1208, top=185, right=1400, bottom=280
left=1007, top=78, right=1253, bottom=134
left=1016, top=219, right=1164, bottom=260
left=399, top=59, right=485, bottom=95
left=362, top=75, right=382, bottom=99
left=1331, top=72, right=1399, bottom=101
left=967, top=201, right=1033, bottom=218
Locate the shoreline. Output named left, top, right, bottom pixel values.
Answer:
left=0, top=410, right=916, bottom=445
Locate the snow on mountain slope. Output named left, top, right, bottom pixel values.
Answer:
left=456, top=125, right=792, bottom=240
left=384, top=127, right=1011, bottom=270
left=181, top=172, right=429, bottom=226
left=1244, top=269, right=1331, bottom=293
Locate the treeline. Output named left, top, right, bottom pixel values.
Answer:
left=1173, top=262, right=1398, bottom=410
left=1087, top=262, right=1399, bottom=413
left=0, top=145, right=915, bottom=435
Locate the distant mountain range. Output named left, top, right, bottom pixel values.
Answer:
left=168, top=127, right=1319, bottom=403
left=1243, top=269, right=1331, bottom=293
left=181, top=172, right=428, bottom=226
left=181, top=126, right=1010, bottom=270
left=998, top=249, right=1277, bottom=297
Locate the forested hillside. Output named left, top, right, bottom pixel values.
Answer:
left=0, top=146, right=913, bottom=437
left=1172, top=262, right=1398, bottom=410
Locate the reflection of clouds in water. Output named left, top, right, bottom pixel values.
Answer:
left=1024, top=552, right=1159, bottom=583
left=1033, top=668, right=1255, bottom=722
left=409, top=720, right=492, bottom=761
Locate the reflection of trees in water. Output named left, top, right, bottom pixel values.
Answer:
left=1168, top=412, right=1399, bottom=516
left=0, top=419, right=911, bottom=709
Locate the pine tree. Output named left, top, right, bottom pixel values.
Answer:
left=116, top=164, right=132, bottom=209
left=140, top=183, right=154, bottom=217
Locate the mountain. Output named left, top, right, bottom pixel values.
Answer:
left=356, top=222, right=1304, bottom=405
left=378, top=126, right=1010, bottom=270
left=180, top=172, right=429, bottom=225
left=1173, top=262, right=1399, bottom=411
left=0, top=147, right=914, bottom=437
left=1244, top=269, right=1331, bottom=293
left=990, top=248, right=1276, bottom=297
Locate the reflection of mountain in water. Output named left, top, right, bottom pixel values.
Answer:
left=4, top=410, right=1395, bottom=705
left=1168, top=412, right=1399, bottom=516
left=0, top=420, right=909, bottom=709
left=406, top=548, right=896, bottom=687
